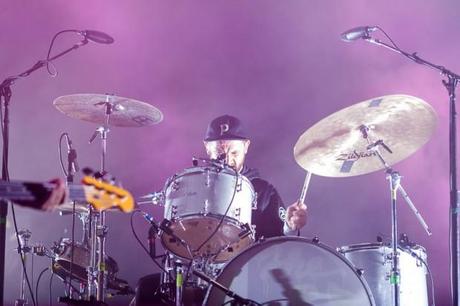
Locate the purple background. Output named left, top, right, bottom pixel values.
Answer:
left=1, top=1, right=458, bottom=305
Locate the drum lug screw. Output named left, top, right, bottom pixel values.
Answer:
left=172, top=182, right=179, bottom=191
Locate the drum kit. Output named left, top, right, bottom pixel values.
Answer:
left=203, top=94, right=437, bottom=306
left=21, top=93, right=163, bottom=305
left=23, top=92, right=436, bottom=306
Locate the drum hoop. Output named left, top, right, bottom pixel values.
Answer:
left=204, top=236, right=376, bottom=306
left=164, top=213, right=244, bottom=226
left=164, top=166, right=254, bottom=191
left=339, top=242, right=427, bottom=256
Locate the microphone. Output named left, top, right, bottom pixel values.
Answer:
left=341, top=26, right=378, bottom=42
left=79, top=30, right=114, bottom=44
left=65, top=133, right=79, bottom=174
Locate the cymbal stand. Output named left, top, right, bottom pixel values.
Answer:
left=96, top=211, right=108, bottom=301
left=86, top=207, right=98, bottom=300
left=359, top=125, right=431, bottom=306
left=15, top=229, right=31, bottom=306
left=87, top=95, right=115, bottom=303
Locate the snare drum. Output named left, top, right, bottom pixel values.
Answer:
left=52, top=238, right=123, bottom=290
left=204, top=237, right=375, bottom=306
left=161, top=166, right=256, bottom=262
left=339, top=242, right=428, bottom=306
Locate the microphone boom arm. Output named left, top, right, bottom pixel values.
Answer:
left=364, top=37, right=460, bottom=79
left=0, top=40, right=88, bottom=91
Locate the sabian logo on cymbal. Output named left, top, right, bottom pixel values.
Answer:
left=336, top=150, right=377, bottom=162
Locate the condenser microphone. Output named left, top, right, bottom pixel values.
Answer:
left=341, top=26, right=378, bottom=42
left=79, top=30, right=114, bottom=44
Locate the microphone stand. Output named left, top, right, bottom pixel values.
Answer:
left=360, top=34, right=460, bottom=305
left=0, top=38, right=89, bottom=304
left=192, top=270, right=258, bottom=306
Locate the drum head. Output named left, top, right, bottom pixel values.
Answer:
left=161, top=215, right=254, bottom=262
left=204, top=237, right=375, bottom=306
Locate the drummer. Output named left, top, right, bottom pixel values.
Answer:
left=204, top=115, right=307, bottom=239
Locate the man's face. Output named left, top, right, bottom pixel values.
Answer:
left=204, top=139, right=250, bottom=172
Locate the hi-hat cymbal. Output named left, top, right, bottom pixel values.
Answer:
left=294, top=94, right=437, bottom=177
left=53, top=94, right=163, bottom=127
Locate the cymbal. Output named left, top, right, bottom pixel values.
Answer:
left=57, top=201, right=90, bottom=215
left=57, top=201, right=129, bottom=215
left=294, top=94, right=437, bottom=177
left=53, top=94, right=163, bottom=127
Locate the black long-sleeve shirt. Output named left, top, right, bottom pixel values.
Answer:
left=241, top=166, right=285, bottom=240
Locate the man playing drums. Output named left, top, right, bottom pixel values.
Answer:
left=203, top=114, right=307, bottom=239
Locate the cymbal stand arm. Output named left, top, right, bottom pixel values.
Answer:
left=397, top=185, right=432, bottom=235
left=364, top=132, right=431, bottom=234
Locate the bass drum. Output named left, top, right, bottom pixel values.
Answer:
left=204, top=237, right=375, bottom=306
left=339, top=242, right=428, bottom=306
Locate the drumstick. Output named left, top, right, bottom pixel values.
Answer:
left=299, top=171, right=312, bottom=204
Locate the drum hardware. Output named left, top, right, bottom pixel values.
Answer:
left=142, top=212, right=194, bottom=259
left=238, top=224, right=252, bottom=240
left=358, top=125, right=431, bottom=306
left=53, top=183, right=134, bottom=303
left=53, top=92, right=161, bottom=303
left=15, top=229, right=32, bottom=306
left=175, top=261, right=184, bottom=306
left=138, top=191, right=165, bottom=206
left=193, top=270, right=258, bottom=306
left=153, top=255, right=205, bottom=306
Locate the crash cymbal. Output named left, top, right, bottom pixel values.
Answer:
left=294, top=94, right=437, bottom=177
left=53, top=94, right=163, bottom=127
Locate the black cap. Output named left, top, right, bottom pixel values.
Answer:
left=204, top=115, right=248, bottom=141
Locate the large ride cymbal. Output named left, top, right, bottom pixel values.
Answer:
left=294, top=94, right=437, bottom=177
left=53, top=94, right=163, bottom=127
